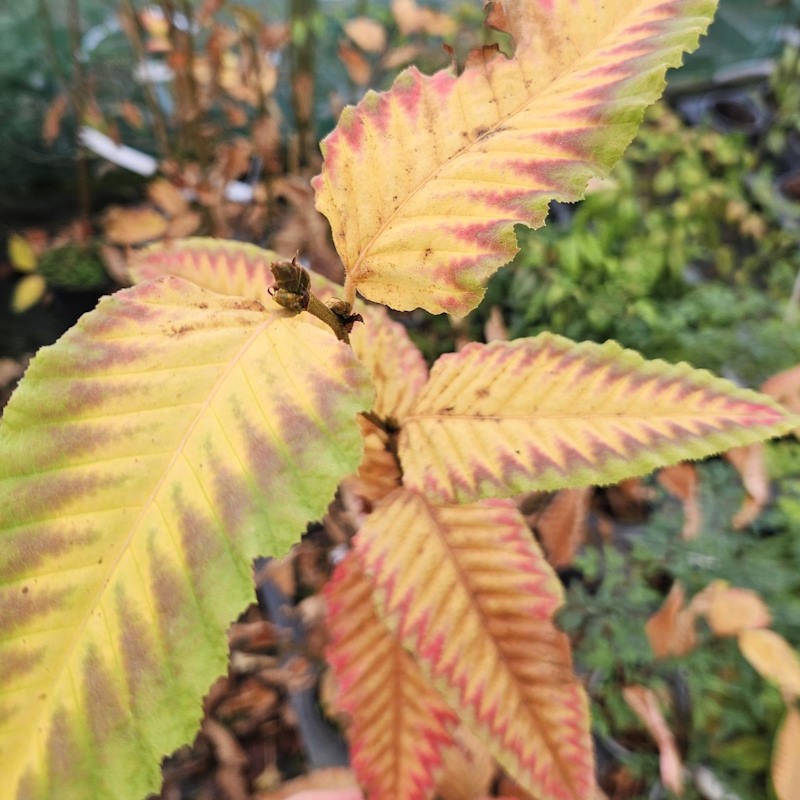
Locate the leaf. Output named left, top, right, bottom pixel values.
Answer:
left=351, top=305, right=428, bottom=422
left=533, top=488, right=591, bottom=569
left=339, top=42, right=373, bottom=86
left=657, top=462, right=701, bottom=540
left=699, top=582, right=771, bottom=637
left=8, top=233, right=38, bottom=273
left=398, top=335, right=798, bottom=504
left=435, top=726, right=495, bottom=800
left=724, top=443, right=770, bottom=529
left=0, top=277, right=373, bottom=800
left=344, top=17, right=387, bottom=53
left=147, top=178, right=189, bottom=217
left=325, top=550, right=457, bottom=800
left=129, top=237, right=281, bottom=305
left=622, top=686, right=684, bottom=796
left=345, top=415, right=403, bottom=504
left=313, top=0, right=718, bottom=315
left=773, top=706, right=800, bottom=800
left=645, top=581, right=697, bottom=659
left=103, top=205, right=168, bottom=245
left=11, top=274, right=47, bottom=313
left=356, top=489, right=594, bottom=800
left=739, top=630, right=800, bottom=700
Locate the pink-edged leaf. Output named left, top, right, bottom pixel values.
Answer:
left=325, top=550, right=457, bottom=800
left=398, top=335, right=798, bottom=504
left=355, top=489, right=594, bottom=800
left=313, top=0, right=718, bottom=315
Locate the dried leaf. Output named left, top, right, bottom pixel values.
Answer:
left=739, top=629, right=800, bottom=699
left=725, top=443, right=770, bottom=528
left=103, top=205, right=169, bottom=245
left=339, top=42, right=372, bottom=86
left=657, top=462, right=701, bottom=540
left=703, top=583, right=771, bottom=636
left=147, top=178, right=189, bottom=217
left=42, top=93, right=68, bottom=145
left=533, top=488, right=591, bottom=569
left=166, top=210, right=203, bottom=238
left=773, top=706, right=800, bottom=800
left=484, top=305, right=509, bottom=342
left=622, top=686, right=684, bottom=796
left=646, top=582, right=697, bottom=658
left=344, top=17, right=387, bottom=53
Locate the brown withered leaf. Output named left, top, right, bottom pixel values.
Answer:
left=166, top=210, right=203, bottom=238
left=147, top=178, right=189, bottom=217
left=342, top=416, right=402, bottom=504
left=484, top=305, right=509, bottom=342
left=392, top=0, right=456, bottom=36
left=533, top=488, right=591, bottom=569
left=702, top=582, right=771, bottom=636
left=645, top=581, right=697, bottom=659
left=773, top=706, right=800, bottom=800
left=622, top=686, right=684, bottom=796
left=42, top=93, right=68, bottom=145
left=103, top=206, right=168, bottom=245
left=381, top=43, right=422, bottom=70
left=725, top=443, right=770, bottom=529
left=762, top=365, right=800, bottom=436
left=344, top=17, right=387, bottom=53
left=657, top=462, right=701, bottom=540
left=338, top=42, right=372, bottom=86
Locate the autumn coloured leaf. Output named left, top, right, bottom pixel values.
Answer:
left=103, top=205, right=168, bottom=245
left=738, top=629, right=800, bottom=700
left=773, top=706, right=800, bottom=800
left=533, top=488, right=592, bottom=569
left=657, top=462, right=701, bottom=540
left=700, top=582, right=771, bottom=637
left=350, top=305, right=428, bottom=422
left=0, top=277, right=372, bottom=800
left=645, top=582, right=697, bottom=659
left=356, top=489, right=594, bottom=800
left=724, top=443, right=770, bottom=529
left=325, top=550, right=457, bottom=800
left=622, top=686, right=684, bottom=796
left=313, top=0, right=718, bottom=315
left=129, top=237, right=282, bottom=304
left=345, top=415, right=403, bottom=504
left=399, top=335, right=797, bottom=504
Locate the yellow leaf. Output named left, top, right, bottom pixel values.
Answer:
left=356, top=489, right=594, bottom=800
left=773, top=706, right=800, bottom=800
left=0, top=277, right=373, bottom=799
left=314, top=0, right=718, bottom=314
left=739, top=629, right=800, bottom=699
left=11, top=273, right=47, bottom=313
left=399, top=335, right=798, bottom=504
left=8, top=233, right=38, bottom=272
left=705, top=585, right=771, bottom=637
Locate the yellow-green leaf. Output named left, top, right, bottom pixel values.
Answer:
left=325, top=550, right=457, bottom=800
left=11, top=274, right=47, bottom=313
left=0, top=277, right=372, bottom=800
left=399, top=335, right=797, bottom=504
left=313, top=0, right=718, bottom=315
left=8, top=234, right=38, bottom=272
left=356, top=489, right=594, bottom=800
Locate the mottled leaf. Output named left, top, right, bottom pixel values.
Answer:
left=325, top=550, right=457, bottom=800
left=356, top=489, right=594, bottom=800
left=0, top=277, right=372, bottom=800
left=313, top=0, right=718, bottom=315
left=399, top=335, right=797, bottom=504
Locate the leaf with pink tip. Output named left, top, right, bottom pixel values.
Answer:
left=313, top=0, right=718, bottom=315
left=325, top=550, right=458, bottom=800
left=398, top=334, right=798, bottom=504
left=0, top=277, right=372, bottom=800
left=355, top=489, right=594, bottom=800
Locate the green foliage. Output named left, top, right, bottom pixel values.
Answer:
left=37, top=242, right=109, bottom=290
left=485, top=99, right=800, bottom=385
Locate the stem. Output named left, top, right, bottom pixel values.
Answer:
left=67, top=0, right=92, bottom=233
left=306, top=294, right=351, bottom=344
left=119, top=0, right=171, bottom=159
